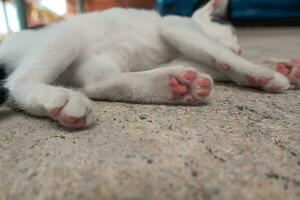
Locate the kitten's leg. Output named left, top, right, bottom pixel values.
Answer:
left=160, top=16, right=291, bottom=93
left=5, top=34, right=95, bottom=129
left=81, top=66, right=214, bottom=105
left=169, top=57, right=230, bottom=82
left=258, top=59, right=300, bottom=89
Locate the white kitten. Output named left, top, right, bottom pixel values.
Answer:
left=0, top=0, right=299, bottom=129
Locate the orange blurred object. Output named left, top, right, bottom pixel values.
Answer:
left=26, top=3, right=63, bottom=27
left=67, top=0, right=156, bottom=14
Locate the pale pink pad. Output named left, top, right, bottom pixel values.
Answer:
left=265, top=85, right=280, bottom=93
left=72, top=117, right=86, bottom=129
left=182, top=71, right=197, bottom=81
left=221, top=63, right=230, bottom=71
left=197, top=79, right=211, bottom=88
left=50, top=106, right=86, bottom=129
left=288, top=60, right=300, bottom=66
left=246, top=76, right=269, bottom=87
left=59, top=115, right=86, bottom=129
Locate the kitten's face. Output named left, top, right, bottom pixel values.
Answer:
left=192, top=0, right=241, bottom=55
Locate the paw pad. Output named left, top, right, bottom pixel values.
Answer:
left=59, top=115, right=86, bottom=129
left=220, top=63, right=230, bottom=71
left=170, top=77, right=188, bottom=97
left=169, top=71, right=213, bottom=104
left=46, top=91, right=93, bottom=129
left=246, top=75, right=269, bottom=88
left=197, top=79, right=211, bottom=88
left=182, top=71, right=197, bottom=81
left=276, top=63, right=290, bottom=76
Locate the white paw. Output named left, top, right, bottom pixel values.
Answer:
left=238, top=62, right=290, bottom=93
left=44, top=89, right=95, bottom=129
left=263, top=72, right=290, bottom=93
left=260, top=59, right=300, bottom=89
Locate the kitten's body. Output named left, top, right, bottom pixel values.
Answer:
left=0, top=0, right=299, bottom=129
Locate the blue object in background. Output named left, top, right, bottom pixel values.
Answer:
left=230, top=0, right=300, bottom=19
left=157, top=0, right=300, bottom=19
left=156, top=0, right=203, bottom=16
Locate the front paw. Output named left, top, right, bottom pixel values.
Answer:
left=46, top=90, right=95, bottom=129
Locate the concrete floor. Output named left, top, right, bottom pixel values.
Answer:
left=0, top=28, right=300, bottom=200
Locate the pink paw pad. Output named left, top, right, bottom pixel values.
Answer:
left=182, top=71, right=197, bottom=81
left=276, top=63, right=290, bottom=76
left=170, top=77, right=188, bottom=97
left=197, top=79, right=211, bottom=88
left=246, top=76, right=269, bottom=88
left=169, top=71, right=213, bottom=103
left=197, top=78, right=212, bottom=97
left=59, top=115, right=86, bottom=129
left=50, top=107, right=87, bottom=129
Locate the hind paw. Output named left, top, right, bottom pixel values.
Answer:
left=245, top=72, right=290, bottom=93
left=261, top=59, right=300, bottom=89
left=169, top=70, right=213, bottom=104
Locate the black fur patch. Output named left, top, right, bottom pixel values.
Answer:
left=0, top=64, right=6, bottom=80
left=0, top=63, right=8, bottom=105
left=0, top=87, right=8, bottom=104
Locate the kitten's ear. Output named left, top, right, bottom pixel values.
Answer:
left=199, top=0, right=229, bottom=18
left=212, top=0, right=229, bottom=18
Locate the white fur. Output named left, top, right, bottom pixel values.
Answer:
left=0, top=0, right=294, bottom=128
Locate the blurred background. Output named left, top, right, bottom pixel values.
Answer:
left=1, top=0, right=300, bottom=41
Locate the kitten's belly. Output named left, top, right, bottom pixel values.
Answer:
left=123, top=37, right=176, bottom=72
left=83, top=12, right=177, bottom=72
left=86, top=37, right=176, bottom=72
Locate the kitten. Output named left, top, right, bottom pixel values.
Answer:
left=0, top=0, right=299, bottom=129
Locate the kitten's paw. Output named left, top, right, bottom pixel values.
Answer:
left=46, top=90, right=95, bottom=129
left=245, top=72, right=290, bottom=93
left=261, top=59, right=300, bottom=89
left=169, top=69, right=213, bottom=104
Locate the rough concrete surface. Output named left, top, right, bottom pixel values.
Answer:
left=0, top=28, right=300, bottom=200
